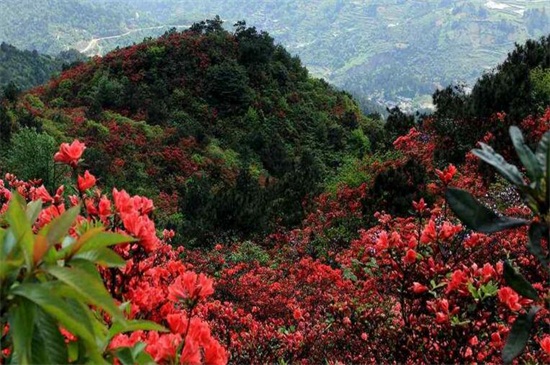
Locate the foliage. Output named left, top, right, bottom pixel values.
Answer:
left=446, top=126, right=550, bottom=363
left=5, top=128, right=57, bottom=189
left=530, top=66, right=550, bottom=112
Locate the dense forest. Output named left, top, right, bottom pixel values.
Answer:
left=1, top=16, right=550, bottom=365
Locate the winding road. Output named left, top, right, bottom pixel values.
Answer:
left=78, top=24, right=191, bottom=55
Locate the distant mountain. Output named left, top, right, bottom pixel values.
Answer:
left=2, top=0, right=550, bottom=109
left=127, top=0, right=550, bottom=110
left=0, top=0, right=159, bottom=54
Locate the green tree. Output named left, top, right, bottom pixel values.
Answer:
left=384, top=107, right=415, bottom=145
left=7, top=128, right=57, bottom=189
left=204, top=60, right=254, bottom=115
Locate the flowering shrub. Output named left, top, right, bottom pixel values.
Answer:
left=0, top=140, right=228, bottom=364
left=180, top=124, right=550, bottom=363
left=447, top=126, right=550, bottom=363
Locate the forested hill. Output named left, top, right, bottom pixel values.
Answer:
left=0, top=20, right=383, bottom=245
left=0, top=42, right=85, bottom=91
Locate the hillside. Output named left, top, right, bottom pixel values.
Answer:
left=0, top=42, right=86, bottom=91
left=2, top=1, right=550, bottom=110
left=1, top=30, right=550, bottom=364
left=0, top=20, right=383, bottom=245
left=2, top=6, right=550, bottom=363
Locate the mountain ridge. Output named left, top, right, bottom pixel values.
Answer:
left=3, top=1, right=550, bottom=110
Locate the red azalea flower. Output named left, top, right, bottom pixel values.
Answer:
left=77, top=170, right=96, bottom=191
left=420, top=220, right=437, bottom=244
left=203, top=337, right=229, bottom=365
left=435, top=164, right=457, bottom=185
left=32, top=185, right=54, bottom=203
left=481, top=263, right=496, bottom=282
left=167, top=313, right=188, bottom=334
left=376, top=231, right=389, bottom=251
left=180, top=337, right=201, bottom=365
left=168, top=272, right=214, bottom=303
left=435, top=312, right=448, bottom=324
left=412, top=198, right=427, bottom=213
left=54, top=140, right=86, bottom=167
left=412, top=282, right=428, bottom=294
left=540, top=336, right=550, bottom=355
left=99, top=195, right=111, bottom=218
left=446, top=269, right=468, bottom=294
left=403, top=249, right=417, bottom=264
left=498, top=287, right=522, bottom=311
left=146, top=332, right=181, bottom=363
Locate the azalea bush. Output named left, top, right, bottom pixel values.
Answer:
left=179, top=119, right=550, bottom=363
left=0, top=140, right=228, bottom=364
left=447, top=126, right=550, bottom=363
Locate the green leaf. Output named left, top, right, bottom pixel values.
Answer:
left=503, top=306, right=540, bottom=364
left=68, top=258, right=106, bottom=282
left=445, top=188, right=528, bottom=233
left=64, top=297, right=109, bottom=355
left=114, top=347, right=136, bottom=365
left=509, top=126, right=542, bottom=183
left=74, top=247, right=126, bottom=267
left=134, top=350, right=155, bottom=365
left=25, top=199, right=43, bottom=226
left=8, top=298, right=36, bottom=364
left=472, top=143, right=525, bottom=186
left=131, top=342, right=147, bottom=358
left=1, top=229, right=17, bottom=260
left=45, top=265, right=124, bottom=322
left=78, top=231, right=137, bottom=252
left=535, top=130, right=550, bottom=172
left=108, top=319, right=166, bottom=341
left=503, top=261, right=539, bottom=300
left=10, top=282, right=96, bottom=345
left=39, top=205, right=80, bottom=248
left=6, top=192, right=35, bottom=268
left=132, top=342, right=154, bottom=365
left=68, top=341, right=79, bottom=363
left=31, top=307, right=69, bottom=365
left=527, top=222, right=550, bottom=270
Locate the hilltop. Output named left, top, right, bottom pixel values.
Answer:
left=0, top=20, right=383, bottom=244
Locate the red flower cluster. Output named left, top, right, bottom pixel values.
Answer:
left=2, top=141, right=228, bottom=365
